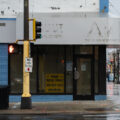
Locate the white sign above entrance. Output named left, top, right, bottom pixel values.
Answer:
left=25, top=58, right=33, bottom=73
left=16, top=13, right=120, bottom=45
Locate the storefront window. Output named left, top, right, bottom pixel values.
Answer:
left=10, top=46, right=37, bottom=94
left=95, top=46, right=99, bottom=94
left=10, top=45, right=74, bottom=94
left=38, top=46, right=65, bottom=93
left=66, top=46, right=73, bottom=93
left=30, top=51, right=37, bottom=93
left=10, top=54, right=23, bottom=93
left=75, top=46, right=93, bottom=54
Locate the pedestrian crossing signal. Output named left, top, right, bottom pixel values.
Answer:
left=8, top=45, right=14, bottom=53
left=8, top=44, right=19, bottom=54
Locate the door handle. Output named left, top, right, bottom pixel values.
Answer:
left=74, top=67, right=80, bottom=80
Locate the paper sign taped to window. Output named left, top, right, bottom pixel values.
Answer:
left=81, top=64, right=86, bottom=71
left=45, top=74, right=64, bottom=93
left=66, top=61, right=73, bottom=71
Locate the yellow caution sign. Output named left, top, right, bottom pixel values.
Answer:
left=45, top=74, right=64, bottom=93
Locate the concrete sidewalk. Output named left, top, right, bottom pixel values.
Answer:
left=0, top=100, right=120, bottom=115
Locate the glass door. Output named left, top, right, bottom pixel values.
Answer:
left=73, top=55, right=94, bottom=100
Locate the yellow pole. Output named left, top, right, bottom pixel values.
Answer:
left=21, top=0, right=31, bottom=109
left=21, top=40, right=31, bottom=109
left=22, top=41, right=31, bottom=98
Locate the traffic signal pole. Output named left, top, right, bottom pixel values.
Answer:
left=21, top=0, right=32, bottom=109
left=15, top=0, right=42, bottom=109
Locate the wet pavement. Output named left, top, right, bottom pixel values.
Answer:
left=1, top=114, right=120, bottom=120
left=1, top=82, right=120, bottom=119
left=107, top=82, right=120, bottom=104
left=107, top=82, right=120, bottom=112
left=0, top=100, right=115, bottom=115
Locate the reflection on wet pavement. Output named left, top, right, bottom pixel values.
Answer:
left=1, top=82, right=120, bottom=120
left=107, top=82, right=120, bottom=104
left=107, top=82, right=120, bottom=112
left=1, top=114, right=120, bottom=120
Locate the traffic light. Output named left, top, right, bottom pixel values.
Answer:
left=33, top=19, right=42, bottom=40
left=8, top=44, right=19, bottom=54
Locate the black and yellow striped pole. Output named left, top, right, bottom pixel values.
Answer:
left=21, top=0, right=32, bottom=109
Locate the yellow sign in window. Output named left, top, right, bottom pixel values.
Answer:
left=45, top=74, right=64, bottom=93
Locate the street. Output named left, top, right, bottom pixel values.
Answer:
left=1, top=114, right=120, bottom=120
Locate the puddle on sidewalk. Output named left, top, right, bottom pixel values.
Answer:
left=85, top=108, right=113, bottom=112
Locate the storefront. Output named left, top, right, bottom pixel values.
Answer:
left=9, top=45, right=106, bottom=100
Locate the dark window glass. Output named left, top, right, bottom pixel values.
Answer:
left=10, top=54, right=23, bottom=93
left=38, top=46, right=65, bottom=93
left=66, top=46, right=73, bottom=93
left=75, top=46, right=93, bottom=54
left=10, top=45, right=74, bottom=94
left=30, top=48, right=37, bottom=93
left=95, top=46, right=99, bottom=94
left=10, top=46, right=37, bottom=94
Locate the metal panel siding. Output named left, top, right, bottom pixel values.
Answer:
left=0, top=20, right=16, bottom=43
left=0, top=18, right=16, bottom=20
left=100, top=0, right=109, bottom=13
left=9, top=95, right=73, bottom=102
left=95, top=95, right=106, bottom=100
left=0, top=44, right=8, bottom=85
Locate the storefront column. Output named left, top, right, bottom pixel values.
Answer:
left=97, top=45, right=106, bottom=100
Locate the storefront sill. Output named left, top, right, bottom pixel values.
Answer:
left=9, top=95, right=73, bottom=103
left=95, top=95, right=107, bottom=101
